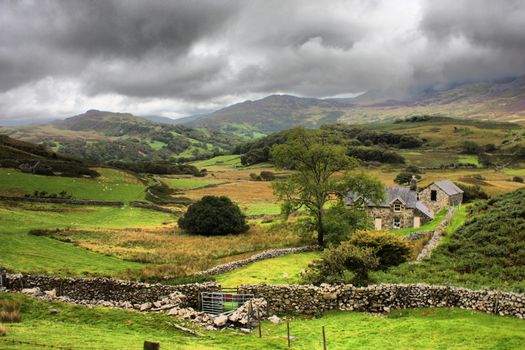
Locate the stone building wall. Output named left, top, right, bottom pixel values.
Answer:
left=4, top=274, right=219, bottom=307
left=367, top=206, right=430, bottom=230
left=238, top=284, right=525, bottom=319
left=419, top=184, right=450, bottom=212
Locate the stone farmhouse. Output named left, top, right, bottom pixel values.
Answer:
left=345, top=178, right=463, bottom=230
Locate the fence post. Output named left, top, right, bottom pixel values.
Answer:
left=287, top=319, right=291, bottom=348
left=257, top=309, right=262, bottom=338
left=144, top=340, right=160, bottom=350
left=322, top=326, right=327, bottom=350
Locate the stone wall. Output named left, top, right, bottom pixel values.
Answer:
left=129, top=201, right=183, bottom=215
left=195, top=246, right=319, bottom=276
left=238, top=284, right=525, bottom=319
left=4, top=274, right=219, bottom=307
left=419, top=184, right=449, bottom=212
left=0, top=196, right=124, bottom=207
left=368, top=207, right=430, bottom=230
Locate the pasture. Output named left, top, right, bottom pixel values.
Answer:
left=0, top=168, right=146, bottom=201
left=1, top=293, right=524, bottom=350
left=0, top=202, right=173, bottom=276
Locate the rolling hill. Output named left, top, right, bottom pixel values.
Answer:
left=180, top=75, right=525, bottom=137
left=0, top=110, right=243, bottom=164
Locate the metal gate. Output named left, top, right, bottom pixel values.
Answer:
left=201, top=291, right=254, bottom=315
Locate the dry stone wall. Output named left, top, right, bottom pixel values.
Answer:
left=238, top=284, right=525, bottom=319
left=4, top=274, right=219, bottom=307
left=0, top=196, right=124, bottom=207
left=195, top=246, right=319, bottom=276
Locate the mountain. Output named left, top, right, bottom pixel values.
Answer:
left=183, top=94, right=354, bottom=137
left=181, top=76, right=525, bottom=137
left=1, top=110, right=243, bottom=163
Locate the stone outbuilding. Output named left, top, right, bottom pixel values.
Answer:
left=345, top=178, right=463, bottom=231
left=418, top=180, right=464, bottom=213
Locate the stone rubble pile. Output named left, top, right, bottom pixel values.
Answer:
left=195, top=246, right=319, bottom=276
left=17, top=286, right=272, bottom=330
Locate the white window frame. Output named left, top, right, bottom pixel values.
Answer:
left=393, top=218, right=401, bottom=228
left=393, top=203, right=401, bottom=212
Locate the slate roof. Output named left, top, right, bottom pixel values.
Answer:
left=432, top=180, right=464, bottom=196
left=346, top=185, right=434, bottom=219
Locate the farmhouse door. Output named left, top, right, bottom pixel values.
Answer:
left=414, top=216, right=421, bottom=228
left=374, top=218, right=382, bottom=230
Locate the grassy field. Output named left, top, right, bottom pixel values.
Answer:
left=160, top=177, right=221, bottom=190
left=0, top=202, right=174, bottom=276
left=216, top=252, right=321, bottom=288
left=45, top=224, right=303, bottom=279
left=1, top=293, right=524, bottom=350
left=192, top=155, right=242, bottom=168
left=0, top=168, right=146, bottom=201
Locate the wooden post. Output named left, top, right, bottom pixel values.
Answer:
left=144, top=340, right=160, bottom=350
left=247, top=300, right=252, bottom=325
left=322, top=326, right=327, bottom=350
left=257, top=309, right=262, bottom=337
left=287, top=319, right=291, bottom=348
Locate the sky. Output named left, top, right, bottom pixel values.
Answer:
left=0, top=0, right=524, bottom=121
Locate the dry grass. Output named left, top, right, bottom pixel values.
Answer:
left=47, top=224, right=304, bottom=278
left=0, top=323, right=6, bottom=336
left=182, top=181, right=277, bottom=205
left=0, top=300, right=21, bottom=323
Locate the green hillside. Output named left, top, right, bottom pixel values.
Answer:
left=2, top=110, right=243, bottom=164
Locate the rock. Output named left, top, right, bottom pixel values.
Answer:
left=240, top=328, right=251, bottom=333
left=139, top=302, right=152, bottom=311
left=213, top=314, right=228, bottom=327
left=44, top=289, right=56, bottom=297
left=21, top=287, right=41, bottom=296
left=268, top=315, right=282, bottom=324
left=49, top=308, right=59, bottom=315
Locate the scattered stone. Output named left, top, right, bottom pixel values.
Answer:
left=49, top=308, right=59, bottom=315
left=139, top=302, right=152, bottom=311
left=213, top=314, right=228, bottom=327
left=268, top=315, right=282, bottom=324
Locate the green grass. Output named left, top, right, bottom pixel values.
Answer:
left=241, top=203, right=282, bottom=216
left=192, top=155, right=242, bottom=168
left=458, top=154, right=480, bottom=165
left=1, top=292, right=524, bottom=350
left=0, top=168, right=146, bottom=201
left=147, top=139, right=166, bottom=150
left=389, top=209, right=447, bottom=236
left=216, top=252, right=321, bottom=288
left=161, top=177, right=220, bottom=190
left=0, top=203, right=174, bottom=276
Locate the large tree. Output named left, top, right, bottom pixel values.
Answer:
left=271, top=128, right=385, bottom=246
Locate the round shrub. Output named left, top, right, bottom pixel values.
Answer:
left=178, top=196, right=248, bottom=235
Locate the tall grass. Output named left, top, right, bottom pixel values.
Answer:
left=0, top=300, right=21, bottom=323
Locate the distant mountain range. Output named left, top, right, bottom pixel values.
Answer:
left=0, top=110, right=242, bottom=163
left=176, top=75, right=525, bottom=137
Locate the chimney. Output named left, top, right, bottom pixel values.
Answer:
left=410, top=175, right=417, bottom=191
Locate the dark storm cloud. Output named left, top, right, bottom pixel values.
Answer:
left=0, top=0, right=524, bottom=119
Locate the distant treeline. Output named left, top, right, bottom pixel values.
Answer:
left=236, top=124, right=421, bottom=166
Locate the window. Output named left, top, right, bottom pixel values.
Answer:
left=394, top=203, right=401, bottom=212
left=431, top=190, right=437, bottom=201
left=393, top=218, right=401, bottom=228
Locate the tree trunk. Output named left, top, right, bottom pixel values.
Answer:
left=316, top=210, right=324, bottom=247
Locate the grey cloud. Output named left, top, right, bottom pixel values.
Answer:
left=0, top=0, right=524, bottom=119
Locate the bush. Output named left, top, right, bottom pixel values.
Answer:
left=394, top=172, right=421, bottom=185
left=461, top=141, right=482, bottom=154
left=302, top=231, right=410, bottom=286
left=178, top=196, right=249, bottom=235
left=512, top=176, right=524, bottom=183
left=456, top=183, right=489, bottom=203
left=348, top=231, right=411, bottom=270
left=323, top=204, right=372, bottom=245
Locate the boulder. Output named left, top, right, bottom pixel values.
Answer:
left=213, top=314, right=228, bottom=327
